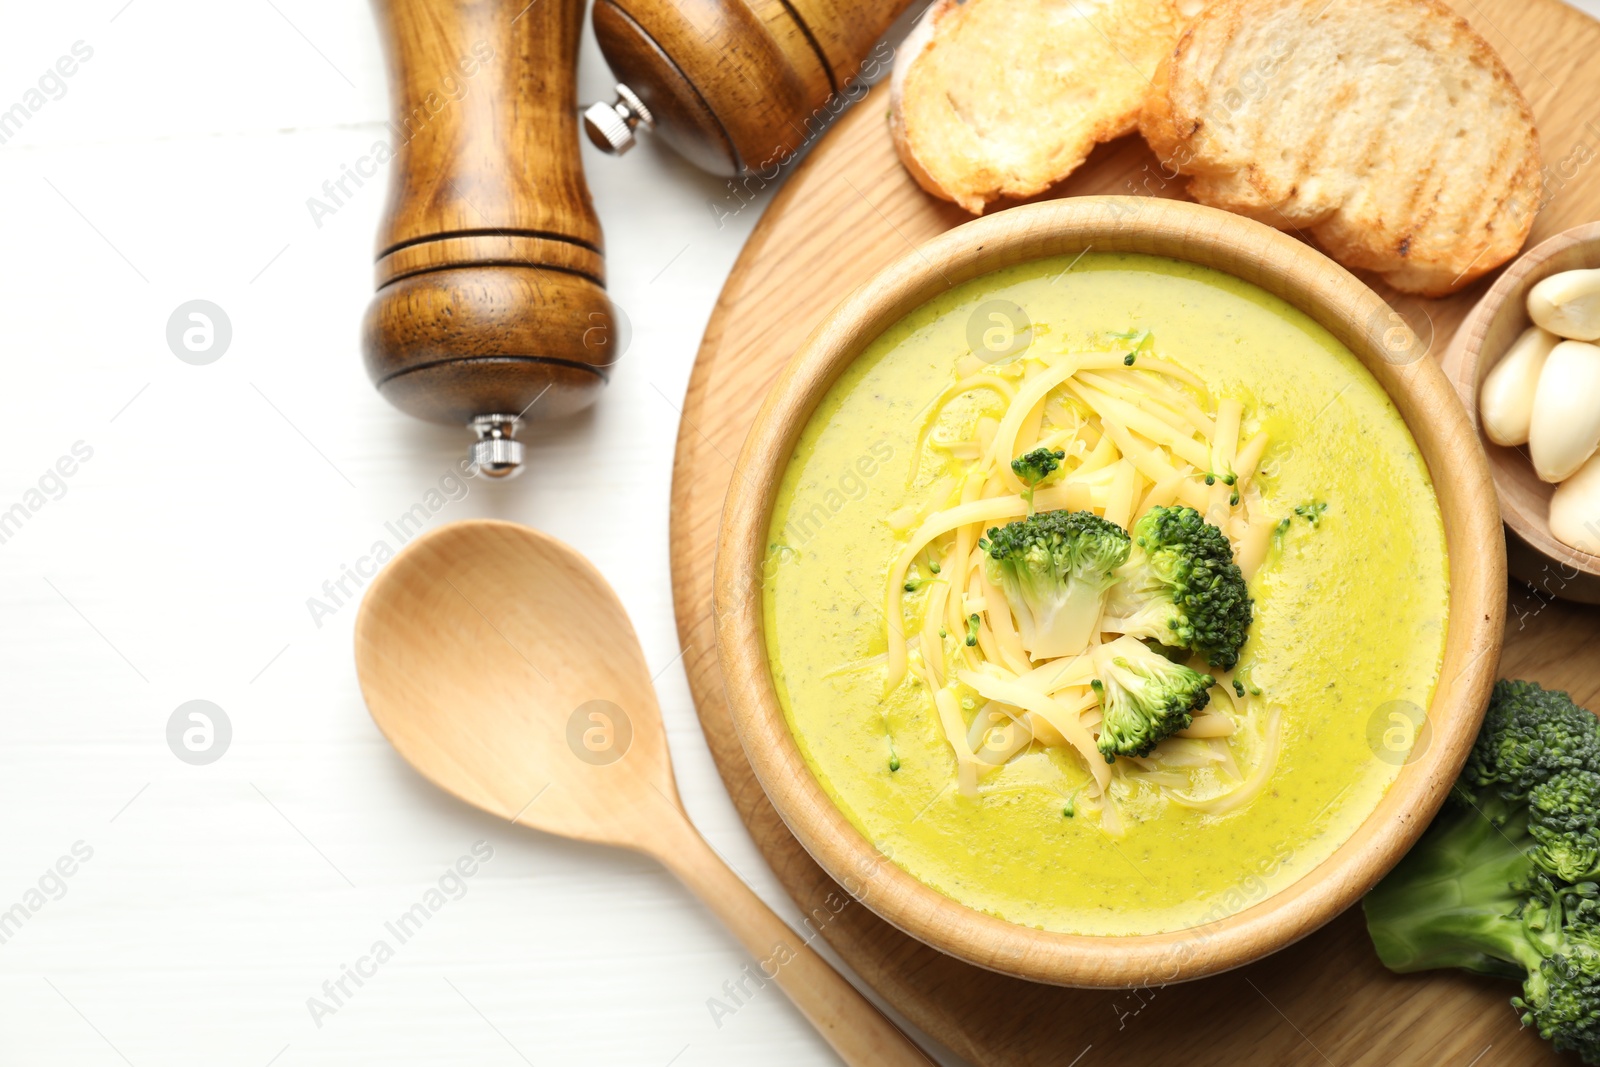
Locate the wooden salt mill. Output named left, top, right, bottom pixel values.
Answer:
left=583, top=0, right=918, bottom=176
left=364, top=0, right=616, bottom=478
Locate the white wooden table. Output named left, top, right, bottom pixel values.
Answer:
left=1, top=2, right=1591, bottom=1064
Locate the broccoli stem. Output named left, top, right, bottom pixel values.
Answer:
left=1363, top=681, right=1600, bottom=1063
left=1363, top=806, right=1545, bottom=980
left=1041, top=579, right=1112, bottom=661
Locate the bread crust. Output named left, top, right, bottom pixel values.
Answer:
left=890, top=0, right=1192, bottom=214
left=888, top=0, right=960, bottom=208
left=1138, top=0, right=1543, bottom=295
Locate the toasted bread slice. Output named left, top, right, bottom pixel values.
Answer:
left=891, top=0, right=1197, bottom=214
left=1139, top=0, right=1542, bottom=295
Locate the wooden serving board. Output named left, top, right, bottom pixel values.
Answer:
left=668, top=2, right=1600, bottom=1062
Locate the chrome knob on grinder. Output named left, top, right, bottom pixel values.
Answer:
left=584, top=0, right=916, bottom=176
left=469, top=416, right=525, bottom=480
left=583, top=83, right=653, bottom=156
left=363, top=0, right=619, bottom=478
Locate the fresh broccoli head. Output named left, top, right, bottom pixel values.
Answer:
left=1089, top=636, right=1214, bottom=761
left=981, top=510, right=1130, bottom=660
left=1364, top=680, right=1600, bottom=1063
left=1463, top=678, right=1600, bottom=803
left=1101, top=505, right=1253, bottom=671
left=1528, top=769, right=1600, bottom=883
left=1011, top=447, right=1065, bottom=513
left=1011, top=446, right=1065, bottom=487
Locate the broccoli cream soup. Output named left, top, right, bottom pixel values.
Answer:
left=762, top=253, right=1448, bottom=936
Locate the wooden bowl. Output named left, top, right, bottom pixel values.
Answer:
left=1444, top=222, right=1600, bottom=604
left=713, top=198, right=1505, bottom=988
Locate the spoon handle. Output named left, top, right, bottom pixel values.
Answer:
left=647, top=811, right=936, bottom=1066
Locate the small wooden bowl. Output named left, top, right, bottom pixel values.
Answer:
left=714, top=198, right=1505, bottom=988
left=1444, top=222, right=1600, bottom=604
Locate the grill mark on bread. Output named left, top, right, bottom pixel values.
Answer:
left=1135, top=0, right=1541, bottom=295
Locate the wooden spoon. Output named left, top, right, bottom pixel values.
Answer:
left=353, top=519, right=933, bottom=1066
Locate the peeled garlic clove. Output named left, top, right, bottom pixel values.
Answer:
left=1481, top=326, right=1558, bottom=446
left=1528, top=269, right=1600, bottom=341
left=1550, top=452, right=1600, bottom=555
left=1530, top=340, right=1600, bottom=482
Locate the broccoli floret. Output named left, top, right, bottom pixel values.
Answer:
left=1463, top=679, right=1600, bottom=801
left=1529, top=770, right=1600, bottom=883
left=1089, top=637, right=1213, bottom=761
left=981, top=510, right=1130, bottom=660
left=1012, top=446, right=1064, bottom=486
left=1523, top=932, right=1600, bottom=1059
left=1364, top=680, right=1600, bottom=1063
left=1101, top=505, right=1253, bottom=670
left=1011, top=447, right=1065, bottom=514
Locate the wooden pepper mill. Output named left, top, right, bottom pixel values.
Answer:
left=364, top=0, right=617, bottom=478
left=583, top=0, right=916, bottom=176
